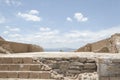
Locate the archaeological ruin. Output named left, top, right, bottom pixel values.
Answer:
left=0, top=33, right=120, bottom=80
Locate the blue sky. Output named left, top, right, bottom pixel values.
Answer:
left=0, top=0, right=120, bottom=49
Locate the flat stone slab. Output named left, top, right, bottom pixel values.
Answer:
left=0, top=78, right=56, bottom=80
left=0, top=52, right=120, bottom=59
left=1, top=52, right=120, bottom=78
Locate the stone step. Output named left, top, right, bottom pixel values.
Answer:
left=0, top=71, right=52, bottom=79
left=0, top=78, right=56, bottom=80
left=0, top=64, right=51, bottom=71
left=0, top=57, right=39, bottom=64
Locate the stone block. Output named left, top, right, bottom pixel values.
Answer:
left=112, top=59, right=120, bottom=63
left=18, top=72, right=29, bottom=78
left=110, top=77, right=120, bottom=80
left=29, top=72, right=39, bottom=78
left=19, top=65, right=30, bottom=71
left=79, top=58, right=87, bottom=63
left=69, top=66, right=80, bottom=70
left=23, top=57, right=33, bottom=64
left=53, top=69, right=62, bottom=74
left=86, top=59, right=95, bottom=63
left=0, top=65, right=8, bottom=70
left=30, top=65, right=41, bottom=71
left=100, top=77, right=110, bottom=80
left=51, top=63, right=59, bottom=69
left=8, top=65, right=19, bottom=71
left=84, top=63, right=96, bottom=69
left=0, top=72, right=7, bottom=78
left=41, top=65, right=51, bottom=71
left=7, top=72, right=18, bottom=78
left=0, top=58, right=2, bottom=64
left=81, top=70, right=95, bottom=73
left=12, top=58, right=23, bottom=64
left=39, top=72, right=51, bottom=79
left=2, top=58, right=12, bottom=64
left=68, top=70, right=81, bottom=74
left=59, top=62, right=69, bottom=73
left=70, top=62, right=84, bottom=66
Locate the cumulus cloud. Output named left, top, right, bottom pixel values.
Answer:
left=8, top=33, right=22, bottom=38
left=74, top=13, right=88, bottom=22
left=17, top=10, right=41, bottom=22
left=5, top=0, right=22, bottom=6
left=0, top=15, right=6, bottom=24
left=67, top=12, right=88, bottom=22
left=66, top=17, right=72, bottom=22
left=3, top=31, right=9, bottom=34
left=5, top=26, right=20, bottom=32
left=40, top=27, right=51, bottom=31
left=3, top=26, right=120, bottom=48
left=29, top=10, right=39, bottom=15
left=3, top=26, right=21, bottom=38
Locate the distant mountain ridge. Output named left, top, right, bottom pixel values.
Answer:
left=45, top=48, right=75, bottom=52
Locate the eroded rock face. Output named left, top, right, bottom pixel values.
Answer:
left=76, top=33, right=120, bottom=53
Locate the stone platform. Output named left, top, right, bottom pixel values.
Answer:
left=0, top=52, right=120, bottom=80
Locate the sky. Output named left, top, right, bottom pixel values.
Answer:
left=0, top=0, right=120, bottom=49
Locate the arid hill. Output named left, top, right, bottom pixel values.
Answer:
left=0, top=36, right=44, bottom=54
left=76, top=33, right=120, bottom=53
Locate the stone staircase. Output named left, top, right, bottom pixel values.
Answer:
left=0, top=57, right=54, bottom=79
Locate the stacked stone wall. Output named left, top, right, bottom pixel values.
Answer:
left=39, top=57, right=97, bottom=78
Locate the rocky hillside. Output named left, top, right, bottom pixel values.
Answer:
left=0, top=36, right=44, bottom=54
left=76, top=33, right=120, bottom=53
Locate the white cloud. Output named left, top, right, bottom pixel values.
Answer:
left=5, top=26, right=20, bottom=32
left=5, top=0, right=22, bottom=6
left=2, top=26, right=22, bottom=41
left=8, top=34, right=22, bottom=38
left=9, top=28, right=20, bottom=32
left=40, top=27, right=51, bottom=31
left=3, top=26, right=120, bottom=48
left=0, top=16, right=6, bottom=24
left=17, top=10, right=41, bottom=22
left=66, top=17, right=72, bottom=22
left=74, top=12, right=88, bottom=22
left=3, top=31, right=9, bottom=34
left=29, top=10, right=39, bottom=15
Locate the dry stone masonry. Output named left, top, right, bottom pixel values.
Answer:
left=0, top=52, right=120, bottom=80
left=0, top=33, right=120, bottom=80
left=39, top=57, right=97, bottom=78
